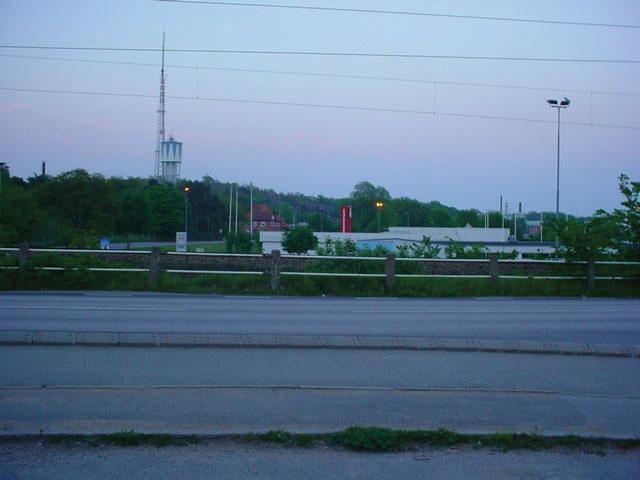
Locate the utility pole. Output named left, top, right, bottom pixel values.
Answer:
left=540, top=211, right=543, bottom=243
left=234, top=184, right=239, bottom=234
left=228, top=183, right=233, bottom=233
left=249, top=182, right=253, bottom=240
left=500, top=195, right=504, bottom=229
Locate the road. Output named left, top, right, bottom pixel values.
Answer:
left=1, top=345, right=639, bottom=437
left=2, top=292, right=640, bottom=345
left=2, top=441, right=638, bottom=480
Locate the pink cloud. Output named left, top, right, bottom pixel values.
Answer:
left=0, top=103, right=30, bottom=113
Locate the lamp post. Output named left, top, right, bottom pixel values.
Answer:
left=183, top=186, right=190, bottom=247
left=405, top=211, right=410, bottom=227
left=375, top=201, right=384, bottom=233
left=547, top=97, right=570, bottom=252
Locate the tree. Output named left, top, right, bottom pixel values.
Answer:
left=350, top=181, right=391, bottom=232
left=146, top=184, right=183, bottom=238
left=33, top=169, right=115, bottom=234
left=614, top=174, right=640, bottom=259
left=115, top=189, right=151, bottom=248
left=225, top=231, right=253, bottom=253
left=554, top=214, right=618, bottom=261
left=282, top=226, right=318, bottom=254
left=0, top=177, right=43, bottom=245
left=456, top=209, right=481, bottom=227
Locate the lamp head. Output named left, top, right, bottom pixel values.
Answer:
left=547, top=99, right=558, bottom=106
left=560, top=97, right=571, bottom=106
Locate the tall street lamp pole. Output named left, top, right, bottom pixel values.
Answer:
left=546, top=97, right=570, bottom=252
left=375, top=201, right=384, bottom=233
left=183, top=185, right=190, bottom=247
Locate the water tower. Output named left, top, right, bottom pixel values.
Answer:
left=160, top=136, right=182, bottom=184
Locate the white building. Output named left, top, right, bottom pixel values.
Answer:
left=260, top=226, right=555, bottom=258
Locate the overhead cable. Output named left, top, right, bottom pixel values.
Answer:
left=0, top=45, right=638, bottom=63
left=1, top=86, right=638, bottom=130
left=152, top=0, right=640, bottom=30
left=1, top=53, right=638, bottom=96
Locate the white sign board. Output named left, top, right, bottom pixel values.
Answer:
left=176, top=232, right=187, bottom=252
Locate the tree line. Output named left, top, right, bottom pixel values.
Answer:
left=1, top=168, right=637, bottom=260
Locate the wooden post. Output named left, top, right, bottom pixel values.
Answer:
left=148, top=247, right=161, bottom=289
left=18, top=242, right=30, bottom=269
left=385, top=253, right=396, bottom=291
left=489, top=253, right=499, bottom=287
left=270, top=249, right=281, bottom=291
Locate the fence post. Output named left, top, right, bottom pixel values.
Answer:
left=148, top=247, right=161, bottom=289
left=270, top=249, right=281, bottom=291
left=18, top=242, right=31, bottom=269
left=385, top=253, right=396, bottom=291
left=489, top=254, right=499, bottom=287
left=586, top=258, right=595, bottom=293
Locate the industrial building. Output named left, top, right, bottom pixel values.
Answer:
left=260, top=226, right=555, bottom=258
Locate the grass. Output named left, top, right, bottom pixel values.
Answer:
left=1, top=269, right=639, bottom=297
left=243, top=426, right=640, bottom=453
left=25, top=427, right=640, bottom=453
left=42, top=431, right=200, bottom=447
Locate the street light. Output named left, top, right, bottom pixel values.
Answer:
left=375, top=201, right=384, bottom=233
left=547, top=97, right=570, bottom=252
left=183, top=186, right=190, bottom=248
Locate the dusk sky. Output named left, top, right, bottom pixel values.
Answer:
left=1, top=0, right=639, bottom=216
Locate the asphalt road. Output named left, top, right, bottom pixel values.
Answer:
left=2, top=442, right=638, bottom=480
left=1, top=346, right=639, bottom=437
left=1, top=292, right=640, bottom=345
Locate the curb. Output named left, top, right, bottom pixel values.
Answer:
left=1, top=330, right=638, bottom=358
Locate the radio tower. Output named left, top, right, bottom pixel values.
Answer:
left=154, top=33, right=166, bottom=178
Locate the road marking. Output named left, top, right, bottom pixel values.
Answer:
left=0, top=306, right=185, bottom=312
left=2, top=384, right=638, bottom=400
left=224, top=296, right=272, bottom=300
left=355, top=297, right=399, bottom=300
left=84, top=293, right=134, bottom=297
left=351, top=309, right=635, bottom=314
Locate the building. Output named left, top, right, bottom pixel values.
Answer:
left=526, top=220, right=542, bottom=238
left=251, top=205, right=288, bottom=233
left=160, top=137, right=183, bottom=184
left=260, top=226, right=555, bottom=258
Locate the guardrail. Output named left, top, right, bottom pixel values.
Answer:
left=1, top=244, right=638, bottom=292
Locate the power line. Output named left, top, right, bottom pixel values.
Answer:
left=2, top=53, right=639, bottom=96
left=0, top=45, right=638, bottom=63
left=1, top=86, right=638, bottom=130
left=152, top=0, right=640, bottom=30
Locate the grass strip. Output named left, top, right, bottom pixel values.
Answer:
left=242, top=427, right=640, bottom=452
left=14, top=427, right=638, bottom=453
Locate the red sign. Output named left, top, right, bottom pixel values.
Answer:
left=340, top=205, right=352, bottom=233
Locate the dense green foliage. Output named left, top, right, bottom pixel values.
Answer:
left=0, top=169, right=637, bottom=262
left=282, top=226, right=318, bottom=254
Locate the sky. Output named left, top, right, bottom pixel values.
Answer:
left=0, top=0, right=639, bottom=216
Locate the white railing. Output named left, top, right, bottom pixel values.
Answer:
left=1, top=247, right=638, bottom=283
